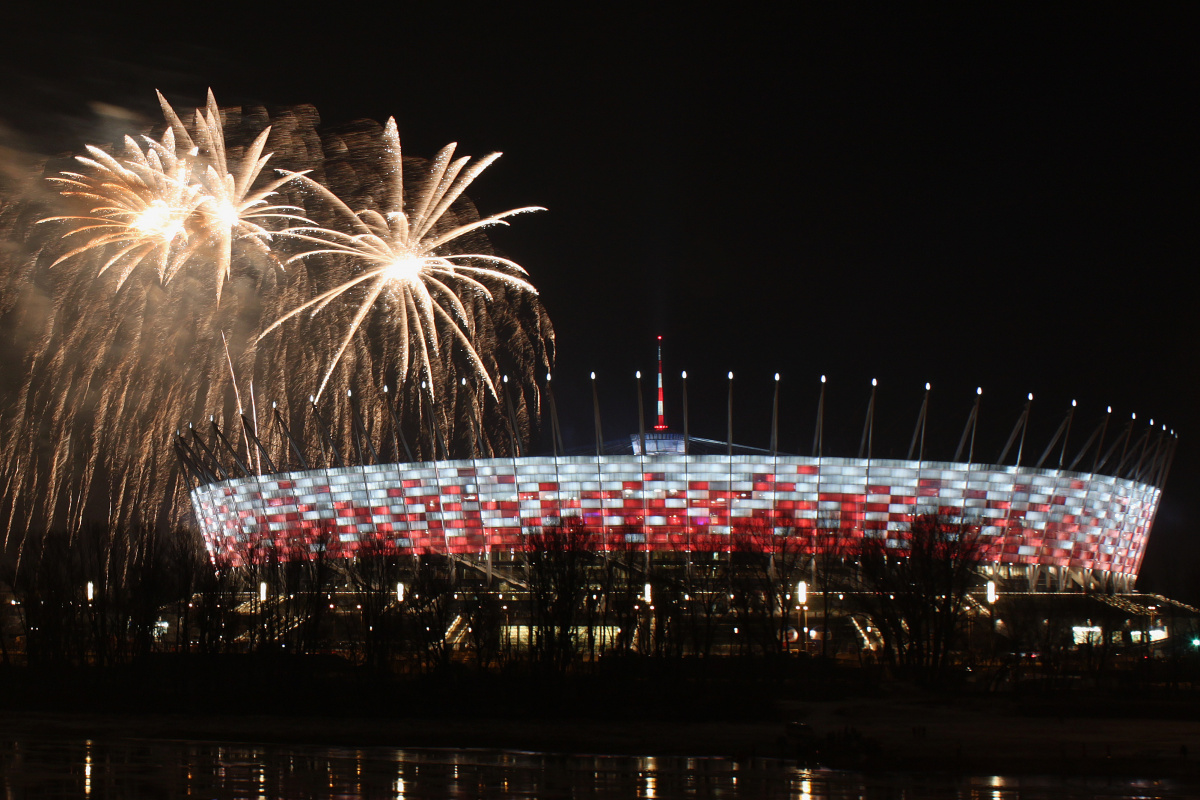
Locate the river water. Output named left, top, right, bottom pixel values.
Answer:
left=0, top=737, right=1192, bottom=799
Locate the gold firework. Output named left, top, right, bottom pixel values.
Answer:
left=39, top=127, right=205, bottom=289
left=38, top=89, right=307, bottom=302
left=260, top=117, right=544, bottom=402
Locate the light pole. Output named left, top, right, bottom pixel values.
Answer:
left=797, top=581, right=808, bottom=654
left=259, top=581, right=268, bottom=649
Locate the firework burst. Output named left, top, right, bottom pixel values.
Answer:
left=261, top=118, right=544, bottom=402
left=38, top=90, right=307, bottom=302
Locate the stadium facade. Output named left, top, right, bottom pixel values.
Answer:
left=186, top=427, right=1169, bottom=593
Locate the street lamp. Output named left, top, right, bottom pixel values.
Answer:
left=796, top=581, right=809, bottom=653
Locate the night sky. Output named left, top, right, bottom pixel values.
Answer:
left=1, top=8, right=1196, bottom=597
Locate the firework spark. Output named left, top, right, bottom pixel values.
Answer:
left=39, top=126, right=205, bottom=289
left=38, top=90, right=307, bottom=302
left=261, top=118, right=544, bottom=402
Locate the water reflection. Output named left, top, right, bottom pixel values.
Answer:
left=0, top=737, right=1193, bottom=799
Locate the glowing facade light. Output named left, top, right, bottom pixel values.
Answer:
left=259, top=581, right=267, bottom=603
left=397, top=582, right=405, bottom=602
left=192, top=454, right=1163, bottom=583
left=86, top=581, right=94, bottom=602
left=797, top=581, right=807, bottom=605
left=643, top=582, right=652, bottom=604
left=986, top=580, right=997, bottom=604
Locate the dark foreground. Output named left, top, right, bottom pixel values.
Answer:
left=3, top=656, right=1200, bottom=779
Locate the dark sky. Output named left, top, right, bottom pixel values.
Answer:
left=1, top=7, right=1196, bottom=596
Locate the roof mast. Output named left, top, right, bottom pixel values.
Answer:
left=654, top=335, right=668, bottom=431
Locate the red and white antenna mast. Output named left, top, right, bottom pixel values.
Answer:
left=654, top=335, right=668, bottom=431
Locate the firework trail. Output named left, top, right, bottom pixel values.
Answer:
left=0, top=92, right=554, bottom=566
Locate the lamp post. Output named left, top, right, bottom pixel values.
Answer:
left=259, top=581, right=268, bottom=649
left=797, top=581, right=808, bottom=654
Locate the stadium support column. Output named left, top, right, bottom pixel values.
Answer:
left=953, top=388, right=983, bottom=577
left=998, top=394, right=1033, bottom=588
left=546, top=373, right=564, bottom=458
left=859, top=379, right=877, bottom=541
left=726, top=372, right=734, bottom=458
left=812, top=376, right=826, bottom=459
left=681, top=372, right=690, bottom=455
left=380, top=385, right=415, bottom=463
left=272, top=404, right=309, bottom=471
left=591, top=371, right=606, bottom=547
left=727, top=372, right=734, bottom=559
left=501, top=375, right=523, bottom=459
left=908, top=383, right=931, bottom=561
left=770, top=373, right=780, bottom=457
left=636, top=370, right=649, bottom=570
left=814, top=375, right=826, bottom=547
left=636, top=371, right=647, bottom=457
left=771, top=373, right=780, bottom=533
left=591, top=372, right=604, bottom=457
left=907, top=384, right=930, bottom=463
left=682, top=370, right=691, bottom=554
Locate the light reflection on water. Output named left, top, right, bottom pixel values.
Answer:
left=0, top=737, right=1192, bottom=799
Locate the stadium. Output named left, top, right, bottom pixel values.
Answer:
left=180, top=380, right=1174, bottom=597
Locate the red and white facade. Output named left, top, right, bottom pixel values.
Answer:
left=191, top=454, right=1160, bottom=589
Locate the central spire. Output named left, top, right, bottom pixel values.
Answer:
left=654, top=335, right=668, bottom=431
